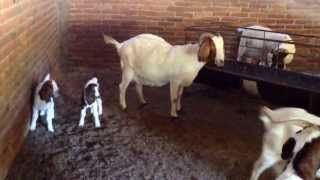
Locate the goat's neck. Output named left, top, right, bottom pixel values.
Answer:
left=173, top=43, right=206, bottom=66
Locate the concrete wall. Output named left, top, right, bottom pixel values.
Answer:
left=0, top=0, right=61, bottom=178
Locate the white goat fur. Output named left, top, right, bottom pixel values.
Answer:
left=30, top=73, right=59, bottom=132
left=103, top=33, right=225, bottom=117
left=250, top=106, right=320, bottom=180
left=276, top=126, right=320, bottom=180
left=237, top=25, right=296, bottom=69
left=79, top=77, right=103, bottom=128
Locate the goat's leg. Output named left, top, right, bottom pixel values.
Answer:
left=135, top=82, right=147, bottom=105
left=119, top=68, right=134, bottom=110
left=250, top=154, right=279, bottom=180
left=92, top=103, right=101, bottom=128
left=316, top=169, right=320, bottom=178
left=46, top=103, right=55, bottom=132
left=177, top=86, right=184, bottom=112
left=79, top=107, right=87, bottom=127
left=30, top=107, right=39, bottom=131
left=97, top=98, right=103, bottom=116
left=170, top=82, right=180, bottom=118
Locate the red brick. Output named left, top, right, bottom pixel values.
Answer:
left=66, top=0, right=320, bottom=74
left=0, top=0, right=60, bottom=178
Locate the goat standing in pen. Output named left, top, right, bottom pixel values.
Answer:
left=103, top=33, right=225, bottom=118
left=250, top=106, right=320, bottom=180
left=30, top=73, right=59, bottom=132
left=79, top=77, right=103, bottom=128
left=237, top=25, right=296, bottom=69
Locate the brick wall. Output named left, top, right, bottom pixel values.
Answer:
left=0, top=0, right=61, bottom=178
left=66, top=0, right=320, bottom=68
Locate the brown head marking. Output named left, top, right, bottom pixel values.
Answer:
left=198, top=36, right=216, bottom=63
left=271, top=48, right=289, bottom=69
left=293, top=137, right=320, bottom=180
left=39, top=80, right=54, bottom=103
left=83, top=84, right=98, bottom=105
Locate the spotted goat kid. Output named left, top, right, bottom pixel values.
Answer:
left=30, top=73, right=59, bottom=132
left=79, top=77, right=103, bottom=128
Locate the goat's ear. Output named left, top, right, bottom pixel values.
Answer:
left=281, top=137, right=296, bottom=160
left=198, top=37, right=215, bottom=62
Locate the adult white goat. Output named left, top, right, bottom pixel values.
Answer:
left=237, top=25, right=296, bottom=69
left=250, top=106, right=320, bottom=180
left=103, top=33, right=225, bottom=118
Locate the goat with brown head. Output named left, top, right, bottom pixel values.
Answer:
left=30, top=73, right=59, bottom=132
left=79, top=77, right=103, bottom=128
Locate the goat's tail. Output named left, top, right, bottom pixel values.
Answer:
left=259, top=106, right=314, bottom=129
left=103, top=34, right=121, bottom=50
left=259, top=106, right=273, bottom=130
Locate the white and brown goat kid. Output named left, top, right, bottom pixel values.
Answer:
left=103, top=33, right=225, bottom=118
left=277, top=125, right=320, bottom=180
left=250, top=106, right=320, bottom=180
left=79, top=77, right=103, bottom=128
left=30, top=73, right=59, bottom=132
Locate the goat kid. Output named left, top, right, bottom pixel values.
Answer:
left=278, top=125, right=320, bottom=180
left=103, top=33, right=225, bottom=118
left=79, top=77, right=103, bottom=128
left=250, top=106, right=320, bottom=180
left=30, top=73, right=59, bottom=132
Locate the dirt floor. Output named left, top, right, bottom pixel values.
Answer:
left=6, top=63, right=278, bottom=180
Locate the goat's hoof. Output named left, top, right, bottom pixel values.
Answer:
left=119, top=105, right=127, bottom=112
left=139, top=102, right=148, bottom=109
left=177, top=108, right=185, bottom=114
left=170, top=116, right=179, bottom=122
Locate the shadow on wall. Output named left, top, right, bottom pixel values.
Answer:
left=66, top=22, right=183, bottom=66
left=66, top=19, right=224, bottom=67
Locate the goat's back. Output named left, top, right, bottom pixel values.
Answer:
left=119, top=34, right=204, bottom=86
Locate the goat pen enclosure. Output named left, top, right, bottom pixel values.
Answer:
left=1, top=0, right=320, bottom=179
left=185, top=24, right=320, bottom=112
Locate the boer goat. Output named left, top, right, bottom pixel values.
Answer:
left=79, top=77, right=103, bottom=128
left=278, top=125, right=320, bottom=180
left=103, top=33, right=225, bottom=118
left=237, top=25, right=296, bottom=69
left=250, top=106, right=320, bottom=180
left=30, top=73, right=59, bottom=132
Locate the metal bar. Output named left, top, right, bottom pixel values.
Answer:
left=206, top=61, right=320, bottom=93
left=240, top=35, right=320, bottom=48
left=185, top=26, right=320, bottom=48
left=222, top=25, right=320, bottom=39
left=185, top=25, right=320, bottom=39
